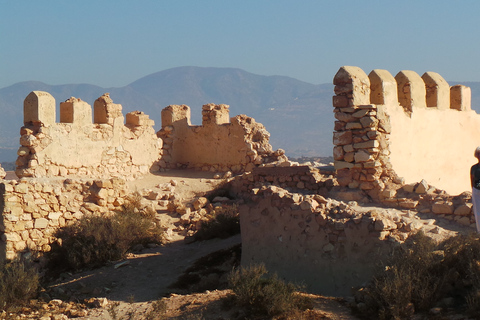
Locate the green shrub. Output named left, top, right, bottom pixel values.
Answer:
left=193, top=206, right=240, bottom=242
left=0, top=259, right=39, bottom=311
left=228, top=264, right=312, bottom=317
left=47, top=196, right=163, bottom=272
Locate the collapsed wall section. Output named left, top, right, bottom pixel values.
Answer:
left=239, top=186, right=410, bottom=296
left=333, top=66, right=477, bottom=196
left=16, top=92, right=163, bottom=179
left=157, top=104, right=286, bottom=172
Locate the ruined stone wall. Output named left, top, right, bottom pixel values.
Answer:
left=16, top=92, right=162, bottom=179
left=239, top=184, right=475, bottom=296
left=333, top=66, right=477, bottom=196
left=239, top=186, right=404, bottom=296
left=157, top=104, right=286, bottom=172
left=230, top=165, right=335, bottom=196
left=0, top=177, right=128, bottom=261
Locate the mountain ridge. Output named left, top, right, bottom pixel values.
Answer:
left=1, top=66, right=479, bottom=163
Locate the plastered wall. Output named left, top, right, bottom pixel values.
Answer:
left=158, top=104, right=286, bottom=172
left=17, top=92, right=162, bottom=179
left=333, top=66, right=477, bottom=195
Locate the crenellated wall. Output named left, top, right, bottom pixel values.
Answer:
left=333, top=66, right=478, bottom=196
left=16, top=92, right=163, bottom=179
left=157, top=103, right=287, bottom=172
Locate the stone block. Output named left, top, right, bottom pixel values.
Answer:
left=332, top=96, right=348, bottom=108
left=60, top=97, right=92, bottom=126
left=333, top=131, right=353, bottom=146
left=454, top=204, right=472, bottom=216
left=94, top=93, right=123, bottom=124
left=354, top=149, right=373, bottom=162
left=353, top=140, right=379, bottom=149
left=415, top=180, right=429, bottom=194
left=24, top=91, right=56, bottom=126
left=450, top=85, right=471, bottom=111
left=334, top=161, right=354, bottom=170
left=432, top=203, right=453, bottom=214
left=126, top=111, right=154, bottom=126
left=375, top=218, right=397, bottom=231
left=34, top=218, right=49, bottom=229
left=395, top=70, right=427, bottom=112
left=368, top=69, right=398, bottom=105
left=422, top=72, right=449, bottom=110
left=333, top=66, right=371, bottom=105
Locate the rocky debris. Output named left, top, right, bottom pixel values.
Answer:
left=1, top=297, right=109, bottom=319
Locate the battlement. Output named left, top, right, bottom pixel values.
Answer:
left=333, top=66, right=480, bottom=196
left=161, top=103, right=230, bottom=127
left=158, top=104, right=286, bottom=172
left=333, top=66, right=471, bottom=113
left=17, top=92, right=161, bottom=179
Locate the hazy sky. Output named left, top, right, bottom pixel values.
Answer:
left=2, top=0, right=480, bottom=89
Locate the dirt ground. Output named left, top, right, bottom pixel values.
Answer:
left=8, top=168, right=476, bottom=319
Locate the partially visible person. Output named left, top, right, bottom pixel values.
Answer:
left=470, top=146, right=480, bottom=232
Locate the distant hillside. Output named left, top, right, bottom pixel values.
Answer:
left=1, top=67, right=479, bottom=163
left=0, top=67, right=334, bottom=162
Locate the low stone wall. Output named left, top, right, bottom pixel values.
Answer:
left=230, top=165, right=335, bottom=196
left=238, top=185, right=470, bottom=296
left=158, top=104, right=286, bottom=172
left=1, top=177, right=128, bottom=261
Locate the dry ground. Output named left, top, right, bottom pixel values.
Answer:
left=34, top=170, right=358, bottom=320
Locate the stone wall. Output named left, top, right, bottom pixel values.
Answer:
left=157, top=104, right=286, bottom=172
left=230, top=165, right=335, bottom=196
left=333, top=66, right=478, bottom=196
left=1, top=177, right=128, bottom=261
left=239, top=184, right=474, bottom=296
left=16, top=92, right=162, bottom=179
left=239, top=186, right=401, bottom=296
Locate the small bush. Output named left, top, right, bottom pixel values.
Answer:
left=193, top=206, right=240, bottom=242
left=47, top=195, right=163, bottom=272
left=169, top=244, right=241, bottom=293
left=0, top=259, right=39, bottom=311
left=228, top=264, right=312, bottom=317
left=355, top=232, right=480, bottom=319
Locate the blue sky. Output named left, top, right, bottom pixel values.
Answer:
left=1, top=0, right=480, bottom=89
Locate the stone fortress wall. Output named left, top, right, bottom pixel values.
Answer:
left=1, top=91, right=285, bottom=261
left=333, top=66, right=478, bottom=196
left=16, top=91, right=162, bottom=179
left=3, top=72, right=480, bottom=295
left=157, top=103, right=286, bottom=172
left=238, top=66, right=480, bottom=296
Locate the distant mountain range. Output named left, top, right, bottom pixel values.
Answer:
left=0, top=67, right=479, bottom=162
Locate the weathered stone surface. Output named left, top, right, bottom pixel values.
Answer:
left=333, top=131, right=353, bottom=146
left=415, top=180, right=429, bottom=194
left=454, top=204, right=472, bottom=216
left=432, top=203, right=454, bottom=215
left=34, top=218, right=49, bottom=229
